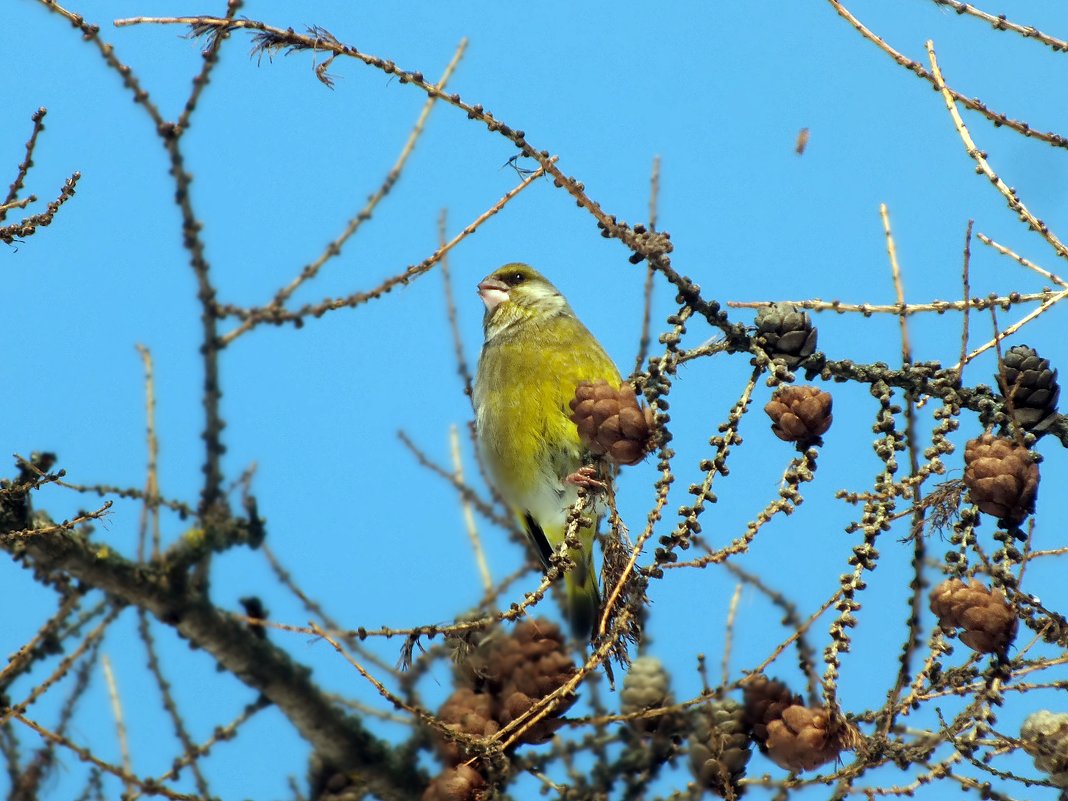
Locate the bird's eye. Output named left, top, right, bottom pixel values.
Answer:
left=509, top=271, right=525, bottom=285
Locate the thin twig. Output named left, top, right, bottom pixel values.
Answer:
left=101, top=655, right=133, bottom=784
left=880, top=204, right=912, bottom=365
left=135, top=610, right=211, bottom=797
left=12, top=712, right=200, bottom=801
left=218, top=37, right=468, bottom=345
left=956, top=286, right=1068, bottom=369
left=450, top=424, right=492, bottom=593
left=1, top=108, right=47, bottom=219
left=977, top=233, right=1067, bottom=288
left=438, top=208, right=475, bottom=398
left=135, top=345, right=161, bottom=560
left=729, top=290, right=1056, bottom=317
left=926, top=39, right=1068, bottom=261
left=220, top=159, right=554, bottom=333
left=175, top=0, right=244, bottom=133
left=959, top=221, right=974, bottom=381
left=632, top=155, right=660, bottom=377
left=0, top=501, right=113, bottom=542
left=929, top=0, right=1068, bottom=54
left=721, top=582, right=742, bottom=689
left=827, top=0, right=1068, bottom=150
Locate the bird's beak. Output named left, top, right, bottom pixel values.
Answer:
left=477, top=276, right=510, bottom=312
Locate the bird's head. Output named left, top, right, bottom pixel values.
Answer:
left=478, top=263, right=571, bottom=340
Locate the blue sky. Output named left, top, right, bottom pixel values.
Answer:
left=4, top=1, right=1068, bottom=799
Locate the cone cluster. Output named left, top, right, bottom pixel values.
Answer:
left=763, top=704, right=847, bottom=773
left=421, top=765, right=487, bottom=801
left=962, top=434, right=1039, bottom=526
left=997, top=344, right=1060, bottom=434
left=1020, top=710, right=1068, bottom=788
left=764, top=386, right=833, bottom=445
left=689, top=699, right=752, bottom=799
left=754, top=303, right=818, bottom=368
left=743, top=675, right=803, bottom=752
left=570, top=380, right=655, bottom=465
left=929, top=577, right=1017, bottom=655
left=743, top=676, right=852, bottom=773
left=438, top=620, right=577, bottom=764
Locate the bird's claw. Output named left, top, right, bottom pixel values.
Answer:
left=565, top=466, right=607, bottom=492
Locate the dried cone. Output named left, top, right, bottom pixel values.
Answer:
left=569, top=380, right=655, bottom=465
left=764, top=386, right=832, bottom=446
left=421, top=765, right=487, bottom=801
left=963, top=434, right=1039, bottom=525
left=929, top=578, right=1018, bottom=654
left=454, top=620, right=578, bottom=748
left=764, top=704, right=849, bottom=772
left=1020, top=710, right=1068, bottom=788
left=495, top=623, right=578, bottom=745
left=620, top=656, right=674, bottom=736
left=436, top=688, right=500, bottom=765
left=755, top=303, right=818, bottom=368
left=689, top=699, right=752, bottom=799
left=997, top=344, right=1060, bottom=434
left=742, top=675, right=803, bottom=753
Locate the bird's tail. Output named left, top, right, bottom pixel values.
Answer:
left=564, top=527, right=600, bottom=640
left=520, top=512, right=601, bottom=640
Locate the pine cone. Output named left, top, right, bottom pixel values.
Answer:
left=962, top=434, right=1039, bottom=525
left=997, top=345, right=1060, bottom=434
left=689, top=699, right=752, bottom=799
left=1020, top=710, right=1068, bottom=788
left=764, top=386, right=832, bottom=446
left=754, top=303, right=818, bottom=368
left=929, top=577, right=1017, bottom=654
left=569, top=380, right=655, bottom=465
left=621, top=656, right=674, bottom=736
left=742, top=676, right=803, bottom=752
left=421, top=765, right=487, bottom=801
left=453, top=620, right=577, bottom=749
left=764, top=705, right=849, bottom=773
left=436, top=688, right=500, bottom=765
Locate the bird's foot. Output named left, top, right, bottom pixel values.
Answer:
left=565, top=466, right=607, bottom=492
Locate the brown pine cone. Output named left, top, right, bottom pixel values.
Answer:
left=764, top=705, right=849, bottom=772
left=436, top=688, right=500, bottom=765
left=497, top=622, right=577, bottom=745
left=421, top=765, right=487, bottom=801
left=962, top=434, right=1039, bottom=525
left=469, top=620, right=576, bottom=697
left=764, top=386, right=832, bottom=446
left=453, top=620, right=578, bottom=749
left=742, top=675, right=803, bottom=752
left=929, top=577, right=1017, bottom=654
left=569, top=380, right=655, bottom=465
left=689, top=699, right=752, bottom=799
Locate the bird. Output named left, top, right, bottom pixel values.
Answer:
left=473, top=263, right=622, bottom=639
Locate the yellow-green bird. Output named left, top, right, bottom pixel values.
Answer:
left=473, top=263, right=622, bottom=639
